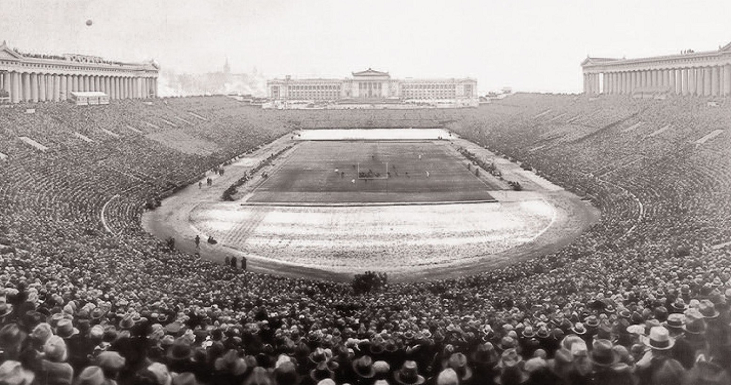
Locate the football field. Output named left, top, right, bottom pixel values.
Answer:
left=248, top=140, right=498, bottom=203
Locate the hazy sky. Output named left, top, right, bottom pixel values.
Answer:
left=1, top=0, right=729, bottom=93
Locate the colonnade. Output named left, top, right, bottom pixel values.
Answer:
left=584, top=64, right=731, bottom=96
left=0, top=71, right=157, bottom=103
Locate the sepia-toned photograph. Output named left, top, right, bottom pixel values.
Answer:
left=0, top=0, right=730, bottom=384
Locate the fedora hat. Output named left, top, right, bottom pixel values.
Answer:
left=273, top=361, right=299, bottom=385
left=436, top=368, right=459, bottom=385
left=0, top=360, right=34, bottom=385
left=55, top=319, right=79, bottom=339
left=471, top=342, right=498, bottom=367
left=584, top=316, right=600, bottom=328
left=571, top=322, right=587, bottom=335
left=309, top=347, right=329, bottom=364
left=0, top=324, right=26, bottom=349
left=172, top=372, right=199, bottom=385
left=394, top=361, right=425, bottom=385
left=663, top=313, right=685, bottom=330
left=76, top=366, right=105, bottom=385
left=682, top=309, right=706, bottom=335
left=641, top=326, right=675, bottom=350
left=0, top=303, right=14, bottom=318
left=167, top=341, right=193, bottom=361
left=353, top=355, right=376, bottom=378
left=698, top=300, right=719, bottom=319
left=310, top=361, right=334, bottom=382
left=95, top=351, right=126, bottom=372
left=446, top=353, right=472, bottom=381
left=43, top=335, right=68, bottom=362
left=590, top=339, right=618, bottom=367
left=214, top=350, right=248, bottom=376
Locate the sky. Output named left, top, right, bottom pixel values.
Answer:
left=1, top=0, right=729, bottom=94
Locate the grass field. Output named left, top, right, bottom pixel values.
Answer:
left=248, top=141, right=498, bottom=203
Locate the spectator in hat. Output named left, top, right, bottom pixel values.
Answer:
left=273, top=360, right=300, bottom=385
left=0, top=360, right=34, bottom=385
left=244, top=367, right=274, bottom=385
left=495, top=349, right=528, bottom=385
left=682, top=309, right=709, bottom=359
left=75, top=366, right=108, bottom=385
left=662, top=314, right=694, bottom=370
left=470, top=342, right=499, bottom=384
left=212, top=349, right=248, bottom=385
left=445, top=353, right=472, bottom=385
left=39, top=335, right=74, bottom=385
left=351, top=355, right=376, bottom=385
left=0, top=323, right=27, bottom=361
left=95, top=351, right=125, bottom=384
left=434, top=368, right=458, bottom=385
left=394, top=361, right=425, bottom=385
left=523, top=356, right=560, bottom=385
left=589, top=339, right=634, bottom=385
left=636, top=326, right=686, bottom=385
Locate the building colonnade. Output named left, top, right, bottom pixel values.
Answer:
left=583, top=64, right=731, bottom=97
left=582, top=42, right=731, bottom=97
left=0, top=71, right=157, bottom=103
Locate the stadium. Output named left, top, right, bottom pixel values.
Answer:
left=1, top=2, right=731, bottom=384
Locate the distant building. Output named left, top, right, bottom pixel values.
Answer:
left=267, top=68, right=477, bottom=103
left=0, top=40, right=158, bottom=103
left=582, top=41, right=731, bottom=97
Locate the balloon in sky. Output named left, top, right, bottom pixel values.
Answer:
left=86, top=19, right=93, bottom=26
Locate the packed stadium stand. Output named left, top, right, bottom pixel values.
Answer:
left=0, top=94, right=730, bottom=384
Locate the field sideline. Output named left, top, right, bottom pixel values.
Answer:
left=248, top=140, right=498, bottom=203
left=142, top=130, right=600, bottom=282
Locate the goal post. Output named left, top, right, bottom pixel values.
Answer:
left=357, top=160, right=390, bottom=180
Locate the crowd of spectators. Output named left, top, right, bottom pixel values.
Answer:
left=0, top=94, right=730, bottom=384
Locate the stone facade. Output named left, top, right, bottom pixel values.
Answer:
left=0, top=41, right=159, bottom=103
left=582, top=41, right=731, bottom=97
left=267, top=69, right=477, bottom=102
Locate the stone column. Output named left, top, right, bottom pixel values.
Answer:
left=595, top=74, right=600, bottom=94
left=59, top=75, right=67, bottom=101
left=695, top=68, right=706, bottom=96
left=725, top=64, right=731, bottom=96
left=690, top=68, right=696, bottom=95
left=10, top=72, right=20, bottom=103
left=703, top=67, right=712, bottom=96
left=2, top=72, right=10, bottom=99
left=38, top=74, right=47, bottom=102
left=29, top=73, right=38, bottom=102
left=711, top=66, right=720, bottom=96
left=676, top=68, right=683, bottom=94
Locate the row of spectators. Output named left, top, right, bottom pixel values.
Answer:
left=0, top=94, right=729, bottom=384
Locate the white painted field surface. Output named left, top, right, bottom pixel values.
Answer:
left=296, top=128, right=452, bottom=141
left=190, top=199, right=555, bottom=273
